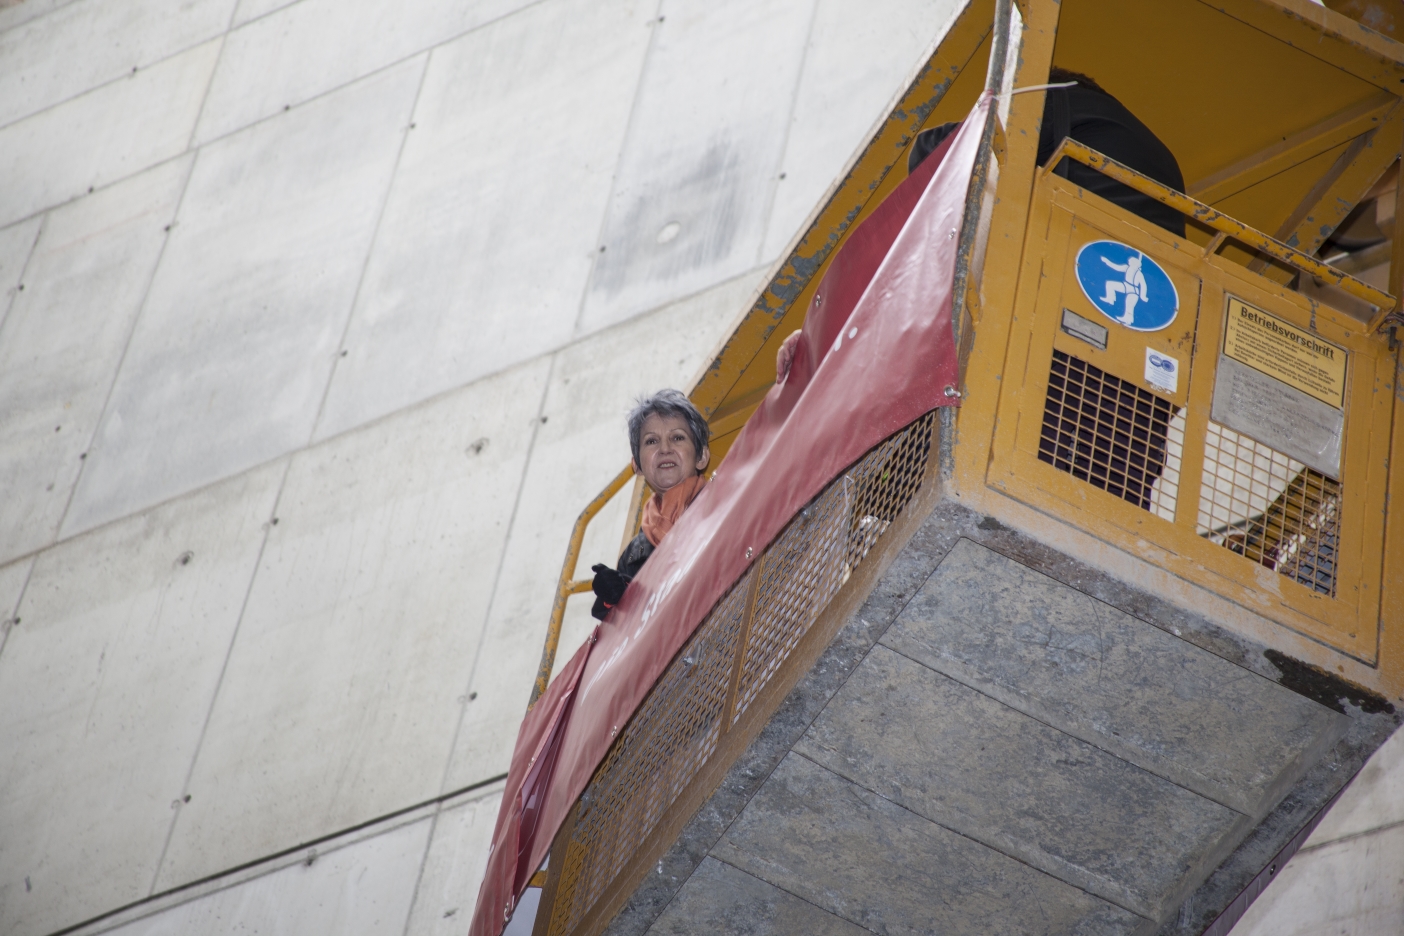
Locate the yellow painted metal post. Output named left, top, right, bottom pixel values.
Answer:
left=530, top=463, right=636, bottom=709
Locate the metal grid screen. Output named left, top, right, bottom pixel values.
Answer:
left=1197, top=421, right=1341, bottom=596
left=545, top=412, right=935, bottom=936
left=1039, top=349, right=1178, bottom=518
left=733, top=415, right=933, bottom=721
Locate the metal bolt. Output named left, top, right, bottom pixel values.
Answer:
left=943, top=386, right=962, bottom=398
left=745, top=546, right=753, bottom=559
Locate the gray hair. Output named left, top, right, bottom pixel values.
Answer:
left=627, top=389, right=710, bottom=467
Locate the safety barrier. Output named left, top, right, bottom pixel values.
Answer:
left=535, top=411, right=936, bottom=936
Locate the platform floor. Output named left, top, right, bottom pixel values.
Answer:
left=603, top=504, right=1393, bottom=936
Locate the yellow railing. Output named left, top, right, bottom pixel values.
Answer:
left=529, top=464, right=636, bottom=708
left=1047, top=138, right=1397, bottom=324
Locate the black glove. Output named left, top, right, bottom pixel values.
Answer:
left=590, top=564, right=630, bottom=620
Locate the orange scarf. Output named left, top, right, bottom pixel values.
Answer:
left=641, top=475, right=708, bottom=547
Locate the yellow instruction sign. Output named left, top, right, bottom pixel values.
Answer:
left=1223, top=299, right=1347, bottom=408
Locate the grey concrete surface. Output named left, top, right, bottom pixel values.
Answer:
left=0, top=40, right=218, bottom=228
left=580, top=0, right=815, bottom=333
left=193, top=0, right=538, bottom=146
left=0, top=463, right=283, bottom=936
left=882, top=540, right=1344, bottom=816
left=799, top=645, right=1242, bottom=919
left=154, top=359, right=548, bottom=887
left=1228, top=720, right=1404, bottom=935
left=713, top=753, right=1143, bottom=936
left=609, top=504, right=1392, bottom=936
left=0, top=159, right=188, bottom=565
left=760, top=0, right=962, bottom=261
left=0, top=0, right=234, bottom=130
left=317, top=0, right=655, bottom=440
left=65, top=56, right=422, bottom=536
left=650, top=857, right=867, bottom=936
left=1230, top=822, right=1404, bottom=936
left=106, top=816, right=433, bottom=936
left=403, top=790, right=505, bottom=936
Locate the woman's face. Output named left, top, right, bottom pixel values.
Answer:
left=635, top=413, right=709, bottom=493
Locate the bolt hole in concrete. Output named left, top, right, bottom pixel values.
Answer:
left=656, top=221, right=681, bottom=244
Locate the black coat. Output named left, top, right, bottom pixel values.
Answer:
left=909, top=83, right=1185, bottom=237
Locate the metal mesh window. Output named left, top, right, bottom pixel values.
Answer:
left=1197, top=422, right=1341, bottom=596
left=1039, top=350, right=1178, bottom=516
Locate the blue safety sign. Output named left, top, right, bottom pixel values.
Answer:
left=1074, top=240, right=1178, bottom=332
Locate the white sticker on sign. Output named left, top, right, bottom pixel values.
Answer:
left=1145, top=348, right=1178, bottom=394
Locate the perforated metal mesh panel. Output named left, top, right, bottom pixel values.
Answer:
left=1039, top=350, right=1178, bottom=517
left=1197, top=422, right=1341, bottom=596
left=545, top=412, right=935, bottom=936
left=733, top=414, right=934, bottom=721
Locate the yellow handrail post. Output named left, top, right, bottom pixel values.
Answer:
left=529, top=463, right=636, bottom=709
left=1046, top=138, right=1397, bottom=321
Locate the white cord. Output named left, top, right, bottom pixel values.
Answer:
left=1001, top=80, right=1077, bottom=97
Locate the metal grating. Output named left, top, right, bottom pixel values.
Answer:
left=1039, top=349, right=1178, bottom=516
left=545, top=412, right=935, bottom=936
left=547, top=571, right=750, bottom=935
left=1197, top=422, right=1341, bottom=596
left=733, top=414, right=934, bottom=721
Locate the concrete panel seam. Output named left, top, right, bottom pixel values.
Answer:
left=193, top=0, right=557, bottom=152
left=227, top=0, right=305, bottom=31
left=0, top=9, right=229, bottom=136
left=570, top=0, right=667, bottom=340
left=0, top=557, right=36, bottom=666
left=54, top=773, right=507, bottom=936
left=779, top=748, right=1154, bottom=925
left=173, top=3, right=240, bottom=156
left=1298, top=815, right=1404, bottom=854
left=144, top=456, right=292, bottom=897
left=55, top=153, right=198, bottom=543
left=751, top=0, right=821, bottom=269
left=307, top=50, right=432, bottom=443
left=0, top=213, right=44, bottom=337
left=874, top=636, right=1257, bottom=815
left=0, top=0, right=83, bottom=37
left=10, top=266, right=759, bottom=570
left=437, top=357, right=555, bottom=796
left=683, top=856, right=866, bottom=934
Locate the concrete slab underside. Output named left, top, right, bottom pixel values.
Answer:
left=599, top=502, right=1400, bottom=936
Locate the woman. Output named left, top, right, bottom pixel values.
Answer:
left=590, top=389, right=711, bottom=620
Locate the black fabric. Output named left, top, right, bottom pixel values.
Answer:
left=907, top=121, right=961, bottom=175
left=908, top=83, right=1185, bottom=237
left=591, top=564, right=628, bottom=605
left=617, top=532, right=654, bottom=579
left=589, top=533, right=656, bottom=621
left=1038, top=83, right=1185, bottom=237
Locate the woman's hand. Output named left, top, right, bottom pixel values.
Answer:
left=590, top=563, right=630, bottom=620
left=776, top=330, right=802, bottom=383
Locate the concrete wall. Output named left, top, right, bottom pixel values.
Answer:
left=0, top=0, right=965, bottom=933
left=1231, top=725, right=1404, bottom=936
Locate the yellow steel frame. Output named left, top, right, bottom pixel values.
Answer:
left=989, top=169, right=1394, bottom=662
left=1046, top=139, right=1395, bottom=317
left=949, top=0, right=1404, bottom=703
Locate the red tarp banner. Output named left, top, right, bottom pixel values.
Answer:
left=470, top=93, right=990, bottom=936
